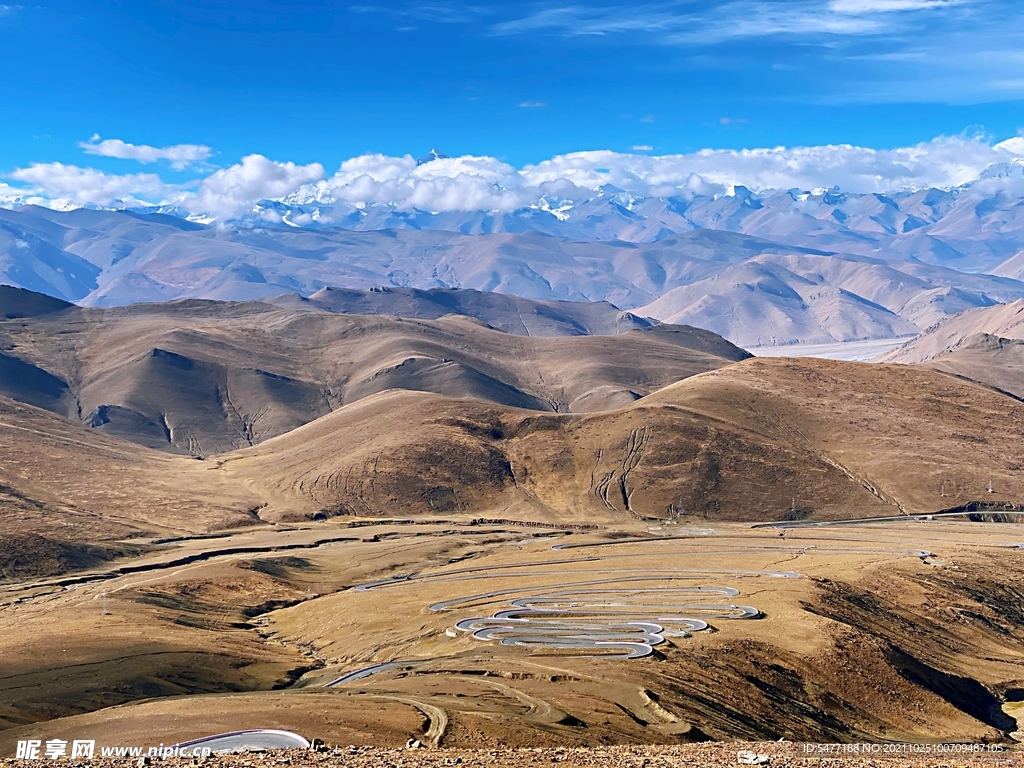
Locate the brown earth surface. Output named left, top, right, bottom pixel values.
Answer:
left=220, top=356, right=1024, bottom=522
left=2, top=292, right=1024, bottom=754
left=3, top=352, right=1020, bottom=533
left=4, top=517, right=1024, bottom=752
left=2, top=742, right=1023, bottom=768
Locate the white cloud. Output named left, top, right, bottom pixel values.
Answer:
left=632, top=145, right=654, bottom=151
left=317, top=153, right=533, bottom=212
left=995, top=136, right=1024, bottom=154
left=0, top=181, right=43, bottom=208
left=520, top=135, right=1020, bottom=195
left=326, top=134, right=1024, bottom=212
left=8, top=163, right=175, bottom=207
left=279, top=134, right=1024, bottom=215
left=184, top=155, right=325, bottom=218
left=79, top=135, right=213, bottom=171
left=6, top=134, right=1024, bottom=217
left=517, top=101, right=545, bottom=108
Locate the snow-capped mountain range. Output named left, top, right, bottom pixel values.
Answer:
left=3, top=157, right=1024, bottom=349
left=154, top=159, right=1024, bottom=276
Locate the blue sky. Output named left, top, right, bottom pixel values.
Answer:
left=2, top=0, right=1024, bottom=214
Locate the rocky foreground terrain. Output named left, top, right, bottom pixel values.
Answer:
left=3, top=743, right=1021, bottom=768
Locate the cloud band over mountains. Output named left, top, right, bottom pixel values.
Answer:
left=3, top=133, right=1023, bottom=219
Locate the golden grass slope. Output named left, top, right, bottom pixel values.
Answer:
left=221, top=357, right=1024, bottom=523
left=0, top=394, right=262, bottom=545
left=0, top=341, right=1020, bottom=535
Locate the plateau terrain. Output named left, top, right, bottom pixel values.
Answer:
left=8, top=0, right=1024, bottom=758
left=0, top=286, right=1023, bottom=752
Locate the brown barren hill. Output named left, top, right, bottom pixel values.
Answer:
left=880, top=299, right=1024, bottom=398
left=0, top=285, right=74, bottom=319
left=0, top=293, right=748, bottom=456
left=221, top=357, right=1024, bottom=524
left=0, top=394, right=263, bottom=546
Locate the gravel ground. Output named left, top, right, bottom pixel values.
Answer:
left=3, top=743, right=1021, bottom=768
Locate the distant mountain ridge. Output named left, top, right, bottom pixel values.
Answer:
left=265, top=286, right=655, bottom=337
left=237, top=176, right=1024, bottom=275
left=3, top=194, right=1024, bottom=347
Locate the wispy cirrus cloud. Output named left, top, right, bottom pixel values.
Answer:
left=490, top=5, right=680, bottom=37
left=79, top=135, right=213, bottom=171
left=488, top=0, right=1024, bottom=104
left=0, top=4, right=22, bottom=25
left=829, top=0, right=965, bottom=11
left=348, top=2, right=491, bottom=24
left=491, top=0, right=974, bottom=42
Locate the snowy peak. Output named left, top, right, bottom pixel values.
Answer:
left=417, top=149, right=450, bottom=165
left=978, top=157, right=1024, bottom=181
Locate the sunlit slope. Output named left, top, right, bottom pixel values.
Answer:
left=881, top=299, right=1024, bottom=364
left=879, top=299, right=1024, bottom=398
left=222, top=357, right=1024, bottom=523
left=923, top=336, right=1024, bottom=399
left=0, top=394, right=262, bottom=543
left=641, top=358, right=1023, bottom=515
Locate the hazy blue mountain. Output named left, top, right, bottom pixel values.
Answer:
left=3, top=194, right=1024, bottom=347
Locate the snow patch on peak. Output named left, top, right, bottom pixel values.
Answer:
left=536, top=196, right=574, bottom=221
left=979, top=157, right=1024, bottom=181
left=610, top=191, right=637, bottom=210
left=995, top=137, right=1024, bottom=156
left=417, top=149, right=450, bottom=166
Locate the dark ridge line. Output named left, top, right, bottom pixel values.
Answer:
left=7, top=535, right=362, bottom=592
left=468, top=517, right=599, bottom=531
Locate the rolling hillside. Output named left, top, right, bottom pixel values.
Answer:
left=0, top=289, right=1019, bottom=537
left=0, top=290, right=749, bottom=455
left=221, top=357, right=1024, bottom=523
